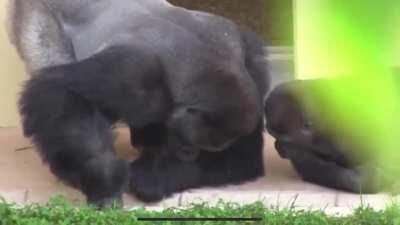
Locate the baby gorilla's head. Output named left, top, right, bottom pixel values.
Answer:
left=265, top=80, right=340, bottom=160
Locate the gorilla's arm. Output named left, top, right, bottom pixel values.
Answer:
left=19, top=46, right=169, bottom=206
left=265, top=80, right=384, bottom=193
left=287, top=144, right=388, bottom=193
left=286, top=146, right=372, bottom=192
left=48, top=46, right=170, bottom=127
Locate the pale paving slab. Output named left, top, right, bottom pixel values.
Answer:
left=24, top=186, right=84, bottom=205
left=0, top=189, right=27, bottom=204
left=273, top=191, right=337, bottom=209
left=180, top=189, right=272, bottom=206
left=123, top=193, right=181, bottom=209
left=324, top=207, right=358, bottom=216
left=336, top=192, right=393, bottom=210
left=180, top=188, right=336, bottom=210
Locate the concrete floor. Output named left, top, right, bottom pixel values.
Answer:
left=0, top=127, right=393, bottom=214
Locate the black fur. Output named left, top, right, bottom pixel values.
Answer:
left=129, top=121, right=264, bottom=202
left=265, top=80, right=389, bottom=193
left=19, top=27, right=269, bottom=205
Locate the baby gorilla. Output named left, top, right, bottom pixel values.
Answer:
left=265, top=80, right=391, bottom=193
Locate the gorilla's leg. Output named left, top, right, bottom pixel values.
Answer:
left=20, top=45, right=171, bottom=206
left=19, top=67, right=135, bottom=208
left=129, top=121, right=264, bottom=202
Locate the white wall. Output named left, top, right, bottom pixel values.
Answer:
left=0, top=0, right=27, bottom=127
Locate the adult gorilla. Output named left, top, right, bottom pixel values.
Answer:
left=8, top=0, right=269, bottom=206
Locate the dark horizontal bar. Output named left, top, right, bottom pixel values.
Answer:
left=137, top=217, right=263, bottom=222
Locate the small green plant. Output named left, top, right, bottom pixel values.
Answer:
left=0, top=196, right=399, bottom=225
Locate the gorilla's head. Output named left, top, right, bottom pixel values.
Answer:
left=166, top=62, right=262, bottom=162
left=265, top=80, right=340, bottom=160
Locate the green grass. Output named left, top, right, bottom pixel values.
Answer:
left=0, top=196, right=400, bottom=225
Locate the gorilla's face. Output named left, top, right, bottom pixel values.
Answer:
left=265, top=82, right=339, bottom=159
